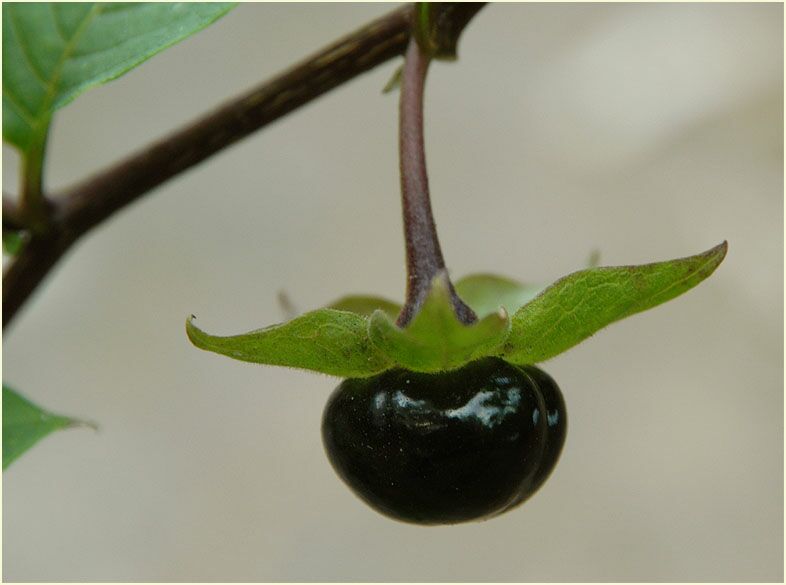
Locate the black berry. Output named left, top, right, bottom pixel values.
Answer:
left=322, top=357, right=567, bottom=524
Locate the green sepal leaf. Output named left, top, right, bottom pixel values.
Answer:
left=413, top=2, right=485, bottom=61
left=502, top=242, right=728, bottom=364
left=3, top=2, right=236, bottom=152
left=368, top=273, right=510, bottom=372
left=454, top=273, right=541, bottom=318
left=327, top=295, right=401, bottom=319
left=186, top=310, right=391, bottom=378
left=3, top=385, right=95, bottom=470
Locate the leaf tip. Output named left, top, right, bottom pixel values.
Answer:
left=698, top=240, right=728, bottom=277
left=69, top=418, right=100, bottom=433
left=185, top=314, right=205, bottom=347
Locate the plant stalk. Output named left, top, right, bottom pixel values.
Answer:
left=19, top=129, right=50, bottom=232
left=396, top=36, right=476, bottom=327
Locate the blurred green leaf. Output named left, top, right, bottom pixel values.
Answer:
left=502, top=242, right=728, bottom=364
left=3, top=230, right=25, bottom=256
left=3, top=2, right=235, bottom=152
left=3, top=385, right=93, bottom=470
left=368, top=273, right=510, bottom=372
left=327, top=295, right=401, bottom=319
left=187, top=310, right=391, bottom=378
left=454, top=273, right=541, bottom=318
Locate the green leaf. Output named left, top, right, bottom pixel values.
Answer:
left=186, top=310, right=391, bottom=378
left=3, top=2, right=235, bottom=152
left=3, top=230, right=25, bottom=256
left=368, top=273, right=510, bottom=372
left=502, top=242, right=728, bottom=364
left=327, top=295, right=401, bottom=319
left=454, top=273, right=541, bottom=318
left=3, top=385, right=94, bottom=470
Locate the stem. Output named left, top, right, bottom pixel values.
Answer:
left=20, top=129, right=49, bottom=231
left=395, top=37, right=476, bottom=327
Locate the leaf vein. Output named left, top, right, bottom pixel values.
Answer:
left=7, top=8, right=51, bottom=89
left=522, top=286, right=594, bottom=350
left=3, top=88, right=37, bottom=125
left=49, top=3, right=71, bottom=42
left=42, top=4, right=105, bottom=110
left=633, top=253, right=718, bottom=309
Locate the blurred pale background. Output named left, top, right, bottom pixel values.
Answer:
left=2, top=3, right=783, bottom=581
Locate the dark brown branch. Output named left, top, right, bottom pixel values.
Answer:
left=414, top=3, right=486, bottom=59
left=57, top=5, right=413, bottom=235
left=3, top=5, right=413, bottom=329
left=3, top=230, right=73, bottom=327
left=3, top=196, right=25, bottom=232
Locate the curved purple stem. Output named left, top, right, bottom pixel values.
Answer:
left=396, top=37, right=476, bottom=327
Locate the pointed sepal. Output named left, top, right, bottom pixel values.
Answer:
left=502, top=242, right=728, bottom=364
left=454, top=273, right=541, bottom=318
left=186, top=310, right=391, bottom=378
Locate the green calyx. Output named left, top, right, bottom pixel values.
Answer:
left=367, top=273, right=510, bottom=372
left=186, top=241, right=727, bottom=377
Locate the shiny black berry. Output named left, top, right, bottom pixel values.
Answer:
left=321, top=357, right=567, bottom=525
left=492, top=365, right=567, bottom=517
